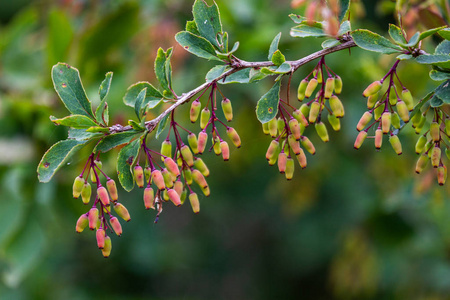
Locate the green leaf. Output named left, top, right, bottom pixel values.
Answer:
left=430, top=95, right=444, bottom=107
left=205, top=65, right=228, bottom=82
left=339, top=0, right=351, bottom=23
left=249, top=68, right=269, bottom=82
left=396, top=54, right=412, bottom=60
left=429, top=69, right=450, bottom=81
left=261, top=62, right=291, bottom=75
left=155, top=47, right=174, bottom=98
left=434, top=80, right=450, bottom=105
left=117, top=138, right=140, bottom=192
left=128, top=120, right=145, bottom=131
left=156, top=114, right=170, bottom=139
left=268, top=32, right=281, bottom=60
left=95, top=131, right=140, bottom=153
left=410, top=91, right=434, bottom=120
left=175, top=31, right=222, bottom=61
left=415, top=54, right=450, bottom=68
left=51, top=63, right=94, bottom=118
left=322, top=39, right=340, bottom=49
left=404, top=32, right=420, bottom=47
left=271, top=50, right=286, bottom=66
left=96, top=72, right=112, bottom=125
left=123, top=81, right=163, bottom=108
left=419, top=26, right=447, bottom=41
left=351, top=29, right=403, bottom=54
left=86, top=126, right=109, bottom=133
left=37, top=139, right=88, bottom=182
left=435, top=40, right=450, bottom=55
left=68, top=128, right=103, bottom=141
left=134, top=88, right=147, bottom=121
left=338, top=20, right=351, bottom=36
left=438, top=28, right=450, bottom=40
left=50, top=115, right=98, bottom=128
left=218, top=69, right=250, bottom=84
left=290, top=24, right=327, bottom=38
left=47, top=9, right=73, bottom=65
left=289, top=14, right=305, bottom=24
left=388, top=24, right=407, bottom=45
left=256, top=81, right=281, bottom=123
left=192, top=0, right=222, bottom=49
left=186, top=20, right=200, bottom=36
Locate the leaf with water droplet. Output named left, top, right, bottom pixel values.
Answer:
left=117, top=138, right=141, bottom=191
left=256, top=81, right=281, bottom=123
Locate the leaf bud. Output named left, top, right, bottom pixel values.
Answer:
left=88, top=208, right=99, bottom=230
left=73, top=176, right=84, bottom=198
left=437, top=166, right=447, bottom=186
left=329, top=95, right=344, bottom=117
left=96, top=228, right=106, bottom=249
left=431, top=146, right=441, bottom=168
left=180, top=145, right=194, bottom=167
left=430, top=122, right=440, bottom=142
left=415, top=135, right=427, bottom=154
left=354, top=131, right=368, bottom=149
left=285, top=157, right=295, bottom=180
left=367, top=94, right=378, bottom=109
left=188, top=133, right=199, bottom=154
left=143, top=187, right=154, bottom=209
left=133, top=165, right=144, bottom=188
left=200, top=107, right=211, bottom=129
left=113, top=202, right=131, bottom=222
left=356, top=111, right=372, bottom=131
left=305, top=78, right=318, bottom=98
left=288, top=134, right=301, bottom=155
left=327, top=114, right=341, bottom=131
left=315, top=121, right=329, bottom=142
left=151, top=169, right=166, bottom=190
left=102, top=236, right=112, bottom=258
left=189, top=193, right=200, bottom=214
left=296, top=148, right=307, bottom=169
left=194, top=158, right=210, bottom=177
left=396, top=100, right=409, bottom=123
left=289, top=118, right=301, bottom=140
left=401, top=89, right=414, bottom=111
left=220, top=141, right=230, bottom=161
left=362, top=80, right=382, bottom=97
left=227, top=127, right=241, bottom=148
left=75, top=214, right=89, bottom=233
left=162, top=168, right=174, bottom=188
left=190, top=99, right=201, bottom=123
left=415, top=154, right=429, bottom=174
left=374, top=129, right=383, bottom=150
left=381, top=112, right=391, bottom=134
left=334, top=75, right=343, bottom=94
left=97, top=186, right=110, bottom=206
left=300, top=136, right=316, bottom=155
left=309, top=101, right=320, bottom=123
left=391, top=112, right=401, bottom=129
left=266, top=140, right=280, bottom=160
left=197, top=131, right=208, bottom=154
left=161, top=140, right=172, bottom=161
left=389, top=134, right=402, bottom=155
left=297, top=79, right=308, bottom=101
left=292, top=109, right=309, bottom=127
left=110, top=216, right=122, bottom=236
left=81, top=182, right=92, bottom=204
left=278, top=152, right=287, bottom=173
left=221, top=98, right=233, bottom=121
left=268, top=117, right=278, bottom=137
left=324, top=77, right=335, bottom=99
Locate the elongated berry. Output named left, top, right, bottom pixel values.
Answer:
left=189, top=193, right=200, bottom=214
left=180, top=145, right=194, bottom=167
left=431, top=146, right=441, bottom=168
left=315, top=69, right=323, bottom=83
left=300, top=103, right=310, bottom=117
left=277, top=118, right=285, bottom=137
left=113, top=202, right=131, bottom=222
left=309, top=101, right=320, bottom=123
left=329, top=95, right=344, bottom=117
left=324, top=77, right=335, bottom=99
left=164, top=157, right=180, bottom=177
left=134, top=165, right=144, bottom=188
left=445, top=119, right=450, bottom=135
left=367, top=94, right=378, bottom=109
left=161, top=140, right=172, bottom=161
left=401, top=89, right=414, bottom=111
left=389, top=135, right=402, bottom=155
left=430, top=122, right=440, bottom=142
left=297, top=79, right=308, bottom=101
left=220, top=141, right=230, bottom=161
left=197, top=131, right=208, bottom=154
left=181, top=188, right=187, bottom=204
left=381, top=112, right=391, bottom=134
left=162, top=168, right=174, bottom=188
left=174, top=180, right=184, bottom=196
left=289, top=119, right=301, bottom=140
left=88, top=208, right=99, bottom=230
left=396, top=100, right=409, bottom=122
left=415, top=135, right=427, bottom=154
left=97, top=186, right=110, bottom=206
left=262, top=122, right=270, bottom=135
left=305, top=78, right=318, bottom=98
left=96, top=228, right=106, bottom=249
left=102, top=236, right=112, bottom=258
left=151, top=170, right=166, bottom=190
left=188, top=133, right=199, bottom=154
left=192, top=169, right=208, bottom=190
left=296, top=148, right=307, bottom=168
left=354, top=131, right=367, bottom=149
left=300, top=136, right=316, bottom=155
left=213, top=137, right=221, bottom=155
left=278, top=152, right=287, bottom=173
left=288, top=134, right=301, bottom=155
left=110, top=216, right=122, bottom=236
left=143, top=187, right=154, bottom=209
left=221, top=98, right=233, bottom=121
left=374, top=103, right=384, bottom=121
left=328, top=114, right=341, bottom=131
left=144, top=167, right=151, bottom=184
left=285, top=157, right=294, bottom=180
left=167, top=188, right=181, bottom=206
left=437, top=166, right=447, bottom=186
left=446, top=148, right=450, bottom=160
left=184, top=168, right=193, bottom=185
left=73, top=176, right=84, bottom=199
left=362, top=81, right=382, bottom=97
left=194, top=158, right=210, bottom=177
left=315, top=122, right=329, bottom=142
left=76, top=214, right=89, bottom=233
left=105, top=179, right=118, bottom=202
left=415, top=115, right=426, bottom=134
left=266, top=140, right=280, bottom=160
left=389, top=90, right=397, bottom=105
left=268, top=117, right=278, bottom=137
left=200, top=107, right=210, bottom=129
left=374, top=129, right=383, bottom=149
left=190, top=99, right=201, bottom=123
left=81, top=182, right=91, bottom=204
left=411, top=112, right=422, bottom=128
left=334, top=75, right=343, bottom=94
left=292, top=109, right=309, bottom=127
left=391, top=112, right=401, bottom=129
left=356, top=112, right=372, bottom=131
left=415, top=154, right=429, bottom=173
left=227, top=127, right=241, bottom=148
left=91, top=160, right=102, bottom=183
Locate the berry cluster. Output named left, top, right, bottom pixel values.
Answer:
left=73, top=154, right=130, bottom=258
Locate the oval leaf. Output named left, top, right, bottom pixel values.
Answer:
left=123, top=81, right=163, bottom=108
left=156, top=113, right=170, bottom=139
left=175, top=31, right=222, bottom=61
left=193, top=0, right=223, bottom=48
left=50, top=115, right=98, bottom=128
left=351, top=29, right=403, bottom=54
left=95, top=131, right=140, bottom=153
left=256, top=81, right=281, bottom=123
left=117, top=139, right=141, bottom=192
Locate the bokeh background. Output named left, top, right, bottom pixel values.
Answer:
left=1, top=0, right=450, bottom=299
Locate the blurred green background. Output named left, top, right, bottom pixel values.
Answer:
left=1, top=0, right=450, bottom=299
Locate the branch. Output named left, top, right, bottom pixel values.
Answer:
left=110, top=40, right=357, bottom=134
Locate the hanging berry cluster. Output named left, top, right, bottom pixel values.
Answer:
left=263, top=56, right=344, bottom=179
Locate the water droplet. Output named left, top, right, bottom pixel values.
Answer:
left=62, top=83, right=67, bottom=88
left=204, top=20, right=207, bottom=24
left=43, top=162, right=50, bottom=168
left=67, top=162, right=71, bottom=165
